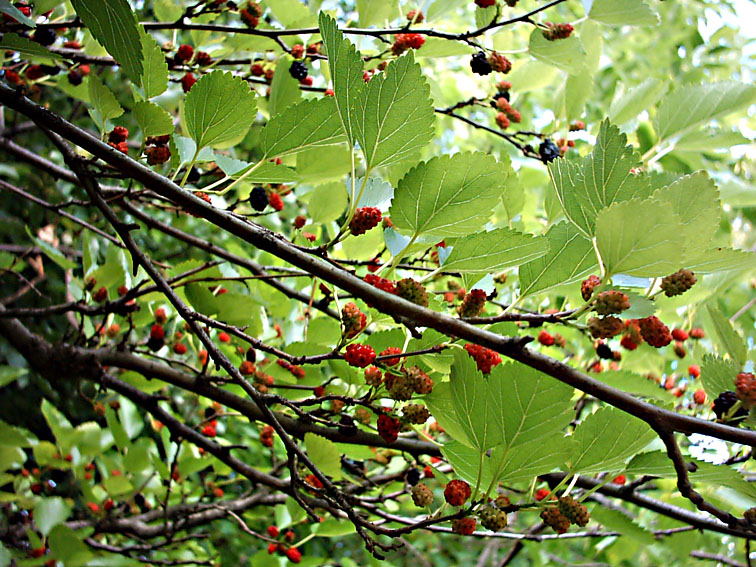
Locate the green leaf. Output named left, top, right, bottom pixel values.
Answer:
left=0, top=366, right=26, bottom=388
left=70, top=0, right=143, bottom=84
left=139, top=27, right=169, bottom=99
left=356, top=0, right=398, bottom=27
left=654, top=82, right=756, bottom=142
left=265, top=0, right=316, bottom=27
left=487, top=361, right=574, bottom=449
left=705, top=305, right=748, bottom=367
left=518, top=222, right=596, bottom=297
left=528, top=29, right=587, bottom=75
left=686, top=247, right=756, bottom=274
left=595, top=197, right=688, bottom=277
left=0, top=0, right=35, bottom=26
left=260, top=97, right=346, bottom=158
left=585, top=0, right=660, bottom=26
left=389, top=152, right=508, bottom=238
left=319, top=12, right=364, bottom=146
left=0, top=33, right=62, bottom=61
left=590, top=506, right=655, bottom=545
left=34, top=497, right=72, bottom=537
left=650, top=172, right=721, bottom=262
left=354, top=51, right=435, bottom=169
left=701, top=353, right=738, bottom=399
left=105, top=406, right=129, bottom=452
left=675, top=129, right=750, bottom=151
left=216, top=157, right=299, bottom=184
left=449, top=350, right=503, bottom=451
left=549, top=120, right=651, bottom=237
left=183, top=71, right=257, bottom=150
left=304, top=433, right=343, bottom=481
left=268, top=56, right=302, bottom=118
left=307, top=182, right=348, bottom=224
left=594, top=371, right=672, bottom=400
left=608, top=78, right=666, bottom=125
left=569, top=407, right=655, bottom=474
left=154, top=0, right=183, bottom=22
left=441, top=228, right=549, bottom=274
left=184, top=283, right=220, bottom=317
left=441, top=441, right=496, bottom=488
left=88, top=74, right=124, bottom=133
left=134, top=101, right=173, bottom=137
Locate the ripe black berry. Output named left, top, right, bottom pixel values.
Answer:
left=490, top=92, right=510, bottom=109
left=33, top=28, right=57, bottom=46
left=470, top=51, right=492, bottom=75
left=289, top=61, right=308, bottom=80
left=250, top=186, right=268, bottom=211
left=596, top=343, right=613, bottom=360
left=713, top=391, right=748, bottom=425
left=406, top=468, right=422, bottom=486
left=539, top=139, right=560, bottom=162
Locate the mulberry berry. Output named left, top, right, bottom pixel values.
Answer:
left=385, top=372, right=415, bottom=401
left=587, top=316, right=623, bottom=339
left=638, top=316, right=672, bottom=348
left=712, top=390, right=747, bottom=424
left=289, top=61, right=308, bottom=81
left=470, top=51, right=492, bottom=75
left=195, top=51, right=212, bottom=66
left=364, top=366, right=383, bottom=386
left=479, top=506, right=508, bottom=531
left=463, top=343, right=502, bottom=374
left=541, top=507, right=570, bottom=534
left=735, top=372, right=756, bottom=409
left=344, top=344, right=376, bottom=368
left=406, top=10, right=424, bottom=23
left=396, top=278, right=429, bottom=307
left=474, top=0, right=496, bottom=6
left=176, top=44, right=194, bottom=63
left=145, top=145, right=171, bottom=165
left=458, top=289, right=487, bottom=318
left=581, top=275, right=601, bottom=301
left=693, top=389, right=707, bottom=404
left=690, top=328, right=705, bottom=339
left=542, top=22, right=574, bottom=41
left=290, top=44, right=305, bottom=59
left=364, top=273, right=397, bottom=295
left=444, top=479, right=471, bottom=506
left=407, top=366, right=434, bottom=394
left=379, top=347, right=403, bottom=366
left=181, top=72, right=197, bottom=92
left=594, top=291, right=630, bottom=316
left=558, top=495, right=589, bottom=527
left=249, top=186, right=268, bottom=211
left=688, top=364, right=700, bottom=378
left=595, top=342, right=613, bottom=360
left=451, top=517, right=477, bottom=535
left=538, top=331, right=555, bottom=346
left=33, top=28, right=57, bottom=46
left=402, top=403, right=430, bottom=424
left=660, top=269, right=696, bottom=297
left=377, top=414, right=400, bottom=443
left=342, top=302, right=367, bottom=338
left=539, top=139, right=561, bottom=162
left=411, top=483, right=434, bottom=507
left=488, top=52, right=512, bottom=74
left=349, top=207, right=382, bottom=235
left=495, top=112, right=510, bottom=130
left=108, top=126, right=129, bottom=143
left=391, top=33, right=426, bottom=56
left=269, top=192, right=284, bottom=211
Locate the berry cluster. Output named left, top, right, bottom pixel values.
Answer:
left=558, top=496, right=589, bottom=527
left=464, top=343, right=502, bottom=374
left=175, top=44, right=194, bottom=63
left=406, top=9, right=424, bottom=23
left=364, top=366, right=383, bottom=386
left=364, top=273, right=397, bottom=295
left=344, top=343, right=377, bottom=368
left=637, top=316, right=672, bottom=348
left=494, top=97, right=522, bottom=130
left=660, top=269, right=697, bottom=297
left=444, top=479, right=472, bottom=506
left=458, top=289, right=487, bottom=317
left=379, top=347, right=403, bottom=366
left=260, top=424, right=275, bottom=447
left=341, top=302, right=367, bottom=338
left=181, top=72, right=197, bottom=92
left=540, top=507, right=571, bottom=534
left=539, top=139, right=561, bottom=162
left=391, top=33, right=426, bottom=56
left=144, top=134, right=171, bottom=166
left=542, top=22, right=575, bottom=41
left=451, top=517, right=477, bottom=535
left=349, top=207, right=382, bottom=235
left=587, top=316, right=623, bottom=340
left=377, top=413, right=401, bottom=443
left=276, top=359, right=306, bottom=379
left=107, top=126, right=129, bottom=154
left=402, top=403, right=430, bottom=424
left=384, top=366, right=434, bottom=400
left=713, top=391, right=748, bottom=424
left=240, top=2, right=263, bottom=28
left=474, top=0, right=496, bottom=7
left=581, top=275, right=601, bottom=301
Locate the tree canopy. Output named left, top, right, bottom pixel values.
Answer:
left=1, top=1, right=756, bottom=566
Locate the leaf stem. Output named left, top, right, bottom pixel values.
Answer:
left=179, top=148, right=200, bottom=187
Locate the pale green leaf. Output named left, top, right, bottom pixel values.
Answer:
left=595, top=198, right=688, bottom=277
left=608, top=78, right=666, bottom=125
left=449, top=350, right=503, bottom=451
left=0, top=32, right=63, bottom=61
left=706, top=305, right=748, bottom=367
left=154, top=0, right=183, bottom=22
left=70, top=0, right=143, bottom=84
left=519, top=222, right=596, bottom=297
left=265, top=0, right=316, bottom=27
left=269, top=56, right=301, bottom=118
left=356, top=0, right=398, bottom=26
left=304, top=433, right=342, bottom=481
left=528, top=29, right=587, bottom=75
left=183, top=71, right=257, bottom=150
left=389, top=152, right=508, bottom=238
left=139, top=27, right=169, bottom=99
left=355, top=176, right=394, bottom=210
left=0, top=366, right=25, bottom=388
left=48, top=525, right=93, bottom=565
left=354, top=51, right=435, bottom=169
left=591, top=507, right=655, bottom=545
left=88, top=74, right=124, bottom=132
left=425, top=383, right=474, bottom=448
left=34, top=497, right=72, bottom=537
left=676, top=129, right=750, bottom=151
left=686, top=247, right=756, bottom=274
left=700, top=353, right=738, bottom=399
left=488, top=439, right=572, bottom=484
left=442, top=228, right=549, bottom=274
left=261, top=97, right=346, bottom=158
left=594, top=371, right=673, bottom=400
left=569, top=407, right=655, bottom=474
left=441, top=441, right=495, bottom=487
left=319, top=12, right=364, bottom=145
left=134, top=101, right=174, bottom=137
left=307, top=182, right=348, bottom=224
left=215, top=157, right=299, bottom=184
left=655, top=82, right=756, bottom=142
left=586, top=0, right=660, bottom=26
left=506, top=60, right=559, bottom=94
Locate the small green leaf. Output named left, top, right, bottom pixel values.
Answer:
left=608, top=78, right=666, bottom=125
left=88, top=74, right=124, bottom=133
left=595, top=197, right=688, bottom=277
left=183, top=71, right=257, bottom=150
left=528, top=29, right=587, bottom=75
left=569, top=407, right=655, bottom=474
left=154, top=0, right=183, bottom=21
left=70, top=0, right=143, bottom=84
left=48, top=525, right=93, bottom=565
left=390, top=152, right=508, bottom=239
left=0, top=33, right=62, bottom=61
left=0, top=366, right=26, bottom=388
left=261, top=97, right=346, bottom=158
left=34, top=497, right=72, bottom=537
left=705, top=305, right=748, bottom=367
left=139, top=27, right=169, bottom=99
left=304, top=433, right=342, bottom=481
left=319, top=12, right=364, bottom=146
left=518, top=222, right=596, bottom=297
left=134, top=101, right=174, bottom=137
left=442, top=229, right=549, bottom=274
left=105, top=406, right=129, bottom=452
left=654, top=82, right=756, bottom=142
left=585, top=0, right=660, bottom=26
left=268, top=56, right=301, bottom=118
left=354, top=51, right=435, bottom=169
